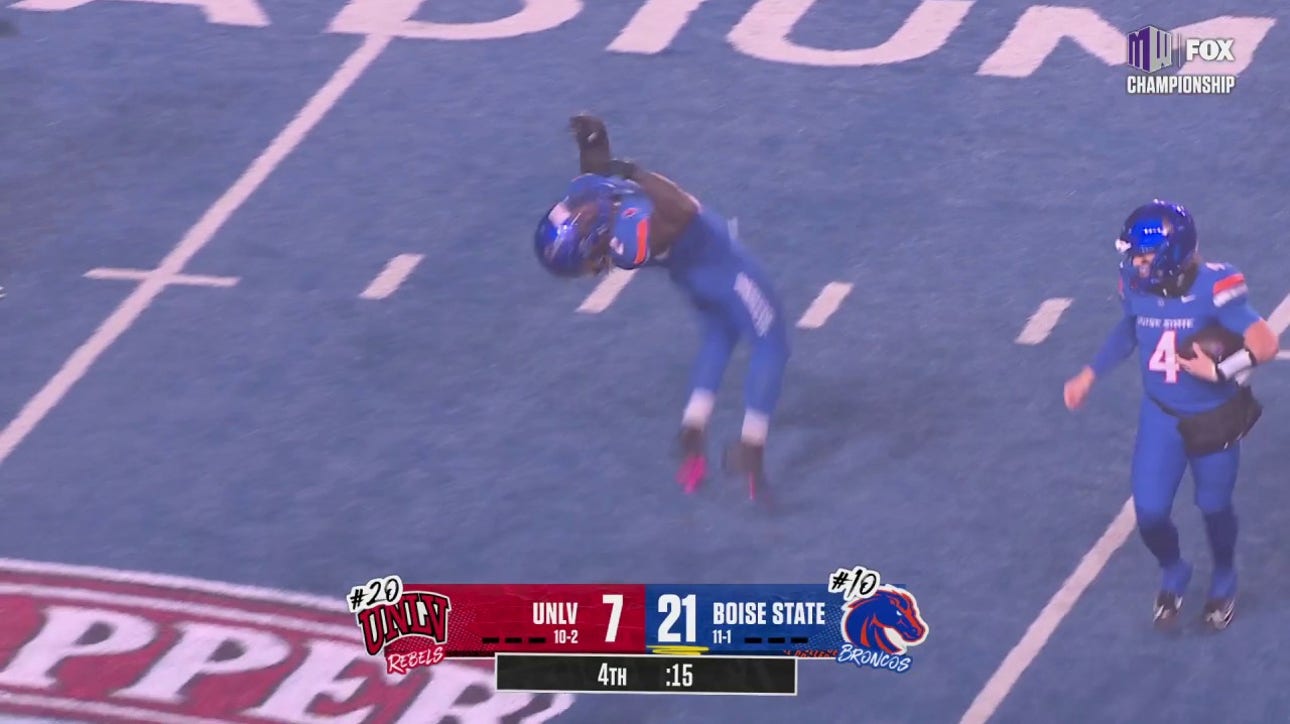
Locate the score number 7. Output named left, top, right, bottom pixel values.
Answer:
left=602, top=594, right=623, bottom=642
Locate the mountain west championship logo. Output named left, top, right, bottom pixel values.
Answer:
left=827, top=565, right=929, bottom=673
left=348, top=574, right=452, bottom=675
left=1124, top=25, right=1236, bottom=95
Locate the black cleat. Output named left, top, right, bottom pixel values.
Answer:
left=1202, top=597, right=1236, bottom=631
left=675, top=426, right=706, bottom=494
left=677, top=426, right=704, bottom=457
left=1153, top=591, right=1183, bottom=630
left=723, top=441, right=770, bottom=503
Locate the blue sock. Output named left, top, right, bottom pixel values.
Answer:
left=1161, top=559, right=1193, bottom=596
left=1137, top=518, right=1181, bottom=567
left=1204, top=508, right=1239, bottom=599
left=1139, top=518, right=1191, bottom=594
left=1208, top=568, right=1238, bottom=601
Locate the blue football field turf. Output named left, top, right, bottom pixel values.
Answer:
left=2, top=1, right=1288, bottom=721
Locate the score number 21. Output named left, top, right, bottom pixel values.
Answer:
left=657, top=593, right=697, bottom=643
left=596, top=593, right=697, bottom=643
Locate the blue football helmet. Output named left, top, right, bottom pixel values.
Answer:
left=533, top=174, right=639, bottom=277
left=1116, top=200, right=1198, bottom=294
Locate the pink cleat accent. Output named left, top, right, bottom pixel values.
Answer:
left=677, top=455, right=706, bottom=494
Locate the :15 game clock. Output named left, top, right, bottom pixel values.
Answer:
left=494, top=654, right=797, bottom=696
left=665, top=660, right=694, bottom=689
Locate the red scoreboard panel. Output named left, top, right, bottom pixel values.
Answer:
left=424, top=584, right=648, bottom=656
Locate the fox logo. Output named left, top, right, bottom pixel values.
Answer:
left=840, top=585, right=929, bottom=656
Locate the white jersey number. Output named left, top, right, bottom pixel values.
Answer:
left=1148, top=330, right=1179, bottom=384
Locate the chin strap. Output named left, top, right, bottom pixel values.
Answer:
left=1155, top=262, right=1200, bottom=298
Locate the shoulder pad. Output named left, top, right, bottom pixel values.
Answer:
left=608, top=192, right=655, bottom=269
left=1208, top=263, right=1248, bottom=307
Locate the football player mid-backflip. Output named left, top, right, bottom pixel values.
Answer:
left=533, top=114, right=791, bottom=504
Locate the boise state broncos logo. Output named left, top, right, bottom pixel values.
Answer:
left=841, top=585, right=929, bottom=655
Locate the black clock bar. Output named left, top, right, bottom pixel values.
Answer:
left=494, top=654, right=796, bottom=696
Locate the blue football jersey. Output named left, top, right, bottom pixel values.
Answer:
left=608, top=198, right=741, bottom=274
left=1124, top=262, right=1261, bottom=414
left=606, top=190, right=657, bottom=270
left=602, top=190, right=781, bottom=339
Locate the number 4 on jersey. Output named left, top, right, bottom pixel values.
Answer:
left=1149, top=330, right=1179, bottom=383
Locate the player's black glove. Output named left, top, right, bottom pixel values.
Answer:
left=606, top=158, right=639, bottom=179
left=570, top=113, right=610, bottom=153
left=570, top=113, right=638, bottom=179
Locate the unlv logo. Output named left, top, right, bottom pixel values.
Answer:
left=348, top=575, right=452, bottom=674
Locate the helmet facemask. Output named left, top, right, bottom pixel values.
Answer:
left=559, top=198, right=618, bottom=275
left=1116, top=213, right=1199, bottom=297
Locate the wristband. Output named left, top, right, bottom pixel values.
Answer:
left=606, top=158, right=639, bottom=179
left=1216, top=347, right=1257, bottom=381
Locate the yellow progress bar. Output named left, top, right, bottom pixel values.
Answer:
left=647, top=645, right=710, bottom=656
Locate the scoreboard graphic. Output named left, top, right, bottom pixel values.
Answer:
left=346, top=567, right=929, bottom=695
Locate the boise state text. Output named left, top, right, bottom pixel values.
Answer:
left=828, top=566, right=930, bottom=674
left=647, top=585, right=850, bottom=656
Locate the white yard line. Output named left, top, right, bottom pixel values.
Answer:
left=576, top=268, right=637, bottom=313
left=85, top=268, right=240, bottom=288
left=959, top=498, right=1137, bottom=723
left=359, top=254, right=424, bottom=299
left=796, top=282, right=853, bottom=329
left=1015, top=298, right=1073, bottom=345
left=0, top=34, right=393, bottom=469
left=1268, top=292, right=1290, bottom=336
left=1266, top=292, right=1290, bottom=360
